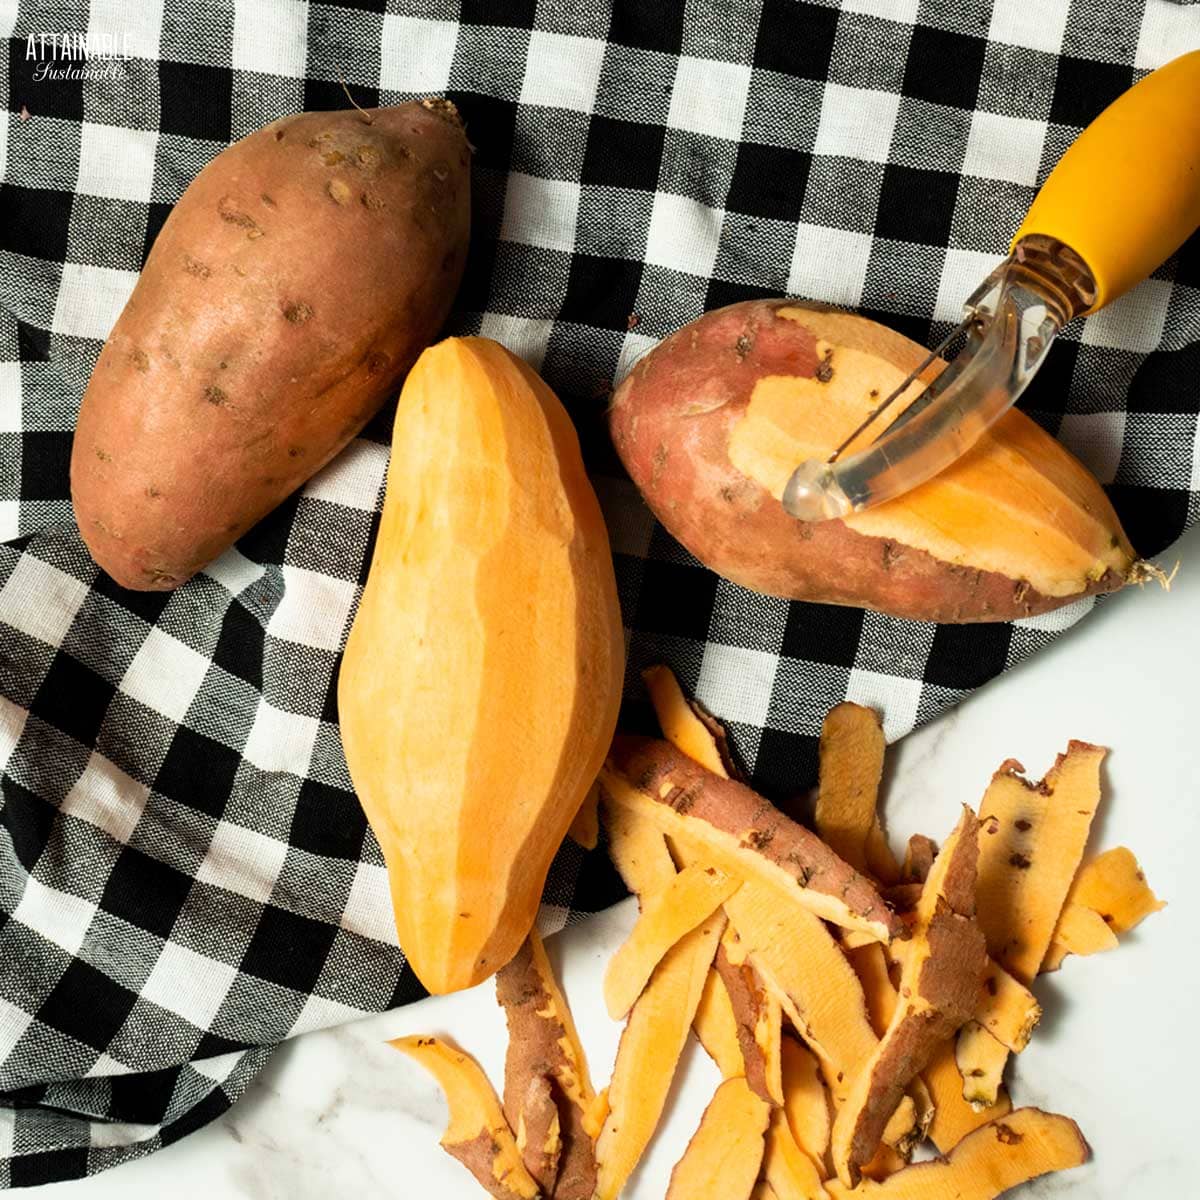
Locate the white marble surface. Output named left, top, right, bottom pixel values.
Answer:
left=26, top=524, right=1200, bottom=1199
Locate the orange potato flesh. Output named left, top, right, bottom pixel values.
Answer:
left=340, top=338, right=623, bottom=994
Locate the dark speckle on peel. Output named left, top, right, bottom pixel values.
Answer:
left=283, top=301, right=313, bottom=324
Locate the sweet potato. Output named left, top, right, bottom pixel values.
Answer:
left=665, top=1077, right=771, bottom=1200
left=601, top=739, right=904, bottom=943
left=824, top=1108, right=1090, bottom=1199
left=339, top=338, right=624, bottom=994
left=566, top=785, right=600, bottom=851
left=609, top=300, right=1136, bottom=622
left=72, top=100, right=470, bottom=590
left=391, top=1036, right=540, bottom=1200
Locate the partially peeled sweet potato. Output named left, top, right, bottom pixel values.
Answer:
left=610, top=300, right=1138, bottom=622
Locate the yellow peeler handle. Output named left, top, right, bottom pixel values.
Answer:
left=1013, top=49, right=1200, bottom=312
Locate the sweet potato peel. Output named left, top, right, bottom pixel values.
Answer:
left=391, top=1036, right=542, bottom=1200
left=693, top=966, right=745, bottom=1079
left=594, top=912, right=726, bottom=1200
left=495, top=933, right=596, bottom=1200
left=601, top=738, right=904, bottom=942
left=1066, top=845, right=1165, bottom=931
left=889, top=940, right=1041, bottom=1055
left=781, top=1037, right=831, bottom=1169
left=665, top=1076, right=770, bottom=1200
left=831, top=809, right=987, bottom=1186
left=958, top=743, right=1105, bottom=1106
left=1042, top=905, right=1118, bottom=971
left=392, top=669, right=1165, bottom=1200
left=1043, top=846, right=1164, bottom=971
left=714, top=940, right=784, bottom=1105
left=604, top=861, right=740, bottom=1019
left=955, top=1023, right=1010, bottom=1112
left=923, top=1041, right=1012, bottom=1154
left=602, top=796, right=678, bottom=897
left=975, top=743, right=1106, bottom=984
left=815, top=703, right=900, bottom=885
left=722, top=881, right=878, bottom=1102
left=902, top=835, right=937, bottom=884
left=763, top=1109, right=829, bottom=1200
left=515, top=1075, right=561, bottom=1194
left=848, top=942, right=898, bottom=1038
left=642, top=664, right=734, bottom=779
left=824, top=1108, right=1090, bottom=1199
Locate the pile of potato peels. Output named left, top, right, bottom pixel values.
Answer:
left=394, top=666, right=1164, bottom=1199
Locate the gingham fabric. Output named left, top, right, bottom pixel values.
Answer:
left=0, top=0, right=1197, bottom=1186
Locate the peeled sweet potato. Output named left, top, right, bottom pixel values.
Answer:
left=73, top=100, right=470, bottom=590
left=339, top=337, right=624, bottom=993
left=609, top=300, right=1137, bottom=622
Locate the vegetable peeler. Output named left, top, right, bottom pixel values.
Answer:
left=783, top=49, right=1200, bottom=522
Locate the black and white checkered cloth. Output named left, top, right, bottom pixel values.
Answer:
left=0, top=0, right=1197, bottom=1186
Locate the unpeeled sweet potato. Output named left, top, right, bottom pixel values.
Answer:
left=609, top=300, right=1137, bottom=622
left=73, top=100, right=470, bottom=590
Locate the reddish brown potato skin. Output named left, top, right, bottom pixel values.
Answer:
left=71, top=101, right=470, bottom=590
left=609, top=300, right=1125, bottom=624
